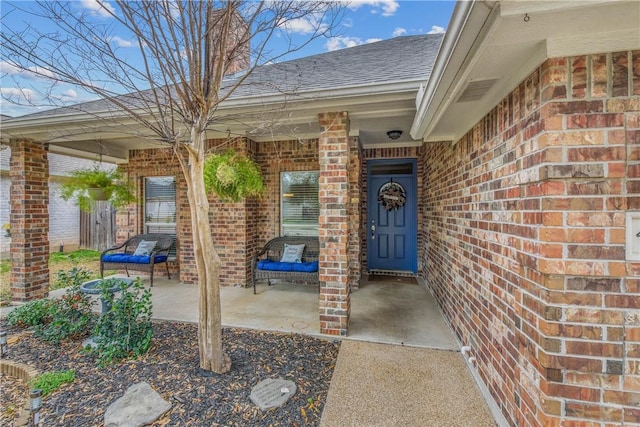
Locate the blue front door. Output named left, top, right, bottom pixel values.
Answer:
left=367, top=159, right=417, bottom=273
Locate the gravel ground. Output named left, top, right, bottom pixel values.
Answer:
left=0, top=321, right=339, bottom=426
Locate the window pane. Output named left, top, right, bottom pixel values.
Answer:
left=281, top=171, right=319, bottom=236
left=144, top=176, right=176, bottom=259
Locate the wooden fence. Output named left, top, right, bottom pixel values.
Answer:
left=80, top=201, right=116, bottom=251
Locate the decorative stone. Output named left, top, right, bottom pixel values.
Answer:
left=104, top=382, right=171, bottom=427
left=249, top=378, right=297, bottom=411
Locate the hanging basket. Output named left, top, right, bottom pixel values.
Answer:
left=87, top=188, right=108, bottom=201
left=60, top=167, right=136, bottom=212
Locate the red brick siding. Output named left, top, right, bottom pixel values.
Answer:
left=253, top=139, right=319, bottom=246
left=422, top=50, right=640, bottom=426
left=119, top=147, right=187, bottom=281
left=318, top=112, right=351, bottom=336
left=121, top=138, right=258, bottom=286
left=9, top=140, right=50, bottom=301
left=348, top=138, right=362, bottom=288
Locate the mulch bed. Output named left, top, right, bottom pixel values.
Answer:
left=0, top=321, right=339, bottom=426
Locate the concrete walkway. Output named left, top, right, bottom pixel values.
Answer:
left=320, top=340, right=496, bottom=427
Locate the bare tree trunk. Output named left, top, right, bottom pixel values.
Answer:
left=181, top=130, right=231, bottom=374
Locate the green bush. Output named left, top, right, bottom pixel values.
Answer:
left=31, top=370, right=75, bottom=396
left=34, top=268, right=95, bottom=343
left=6, top=299, right=53, bottom=327
left=91, top=278, right=153, bottom=366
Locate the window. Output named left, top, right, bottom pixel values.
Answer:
left=281, top=171, right=319, bottom=236
left=144, top=176, right=176, bottom=258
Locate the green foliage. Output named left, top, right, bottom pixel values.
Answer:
left=6, top=299, right=53, bottom=327
left=203, top=150, right=265, bottom=202
left=34, top=268, right=95, bottom=343
left=60, top=166, right=136, bottom=212
left=0, top=259, right=9, bottom=274
left=50, top=249, right=101, bottom=264
left=90, top=278, right=153, bottom=367
left=31, top=370, right=75, bottom=396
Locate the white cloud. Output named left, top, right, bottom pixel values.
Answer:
left=80, top=0, right=116, bottom=18
left=392, top=27, right=407, bottom=37
left=325, top=36, right=381, bottom=52
left=427, top=25, right=446, bottom=35
left=1, top=87, right=37, bottom=104
left=0, top=61, right=56, bottom=80
left=280, top=15, right=328, bottom=35
left=61, top=89, right=78, bottom=99
left=108, top=36, right=135, bottom=48
left=347, top=0, right=399, bottom=17
left=0, top=61, right=20, bottom=75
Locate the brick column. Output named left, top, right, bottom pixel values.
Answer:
left=318, top=112, right=350, bottom=336
left=10, top=139, right=50, bottom=301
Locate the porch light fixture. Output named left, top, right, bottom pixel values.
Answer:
left=0, top=331, right=7, bottom=357
left=386, top=130, right=402, bottom=140
left=30, top=388, right=42, bottom=426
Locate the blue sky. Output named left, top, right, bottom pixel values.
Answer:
left=1, top=0, right=455, bottom=117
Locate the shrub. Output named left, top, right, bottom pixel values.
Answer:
left=91, top=278, right=153, bottom=366
left=34, top=268, right=95, bottom=343
left=6, top=299, right=53, bottom=327
left=31, top=370, right=75, bottom=396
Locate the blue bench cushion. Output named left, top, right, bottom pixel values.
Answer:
left=257, top=259, right=318, bottom=272
left=101, top=254, right=168, bottom=264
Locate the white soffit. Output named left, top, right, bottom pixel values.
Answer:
left=418, top=0, right=640, bottom=144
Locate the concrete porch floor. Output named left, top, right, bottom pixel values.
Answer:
left=1, top=273, right=459, bottom=349
left=120, top=273, right=459, bottom=350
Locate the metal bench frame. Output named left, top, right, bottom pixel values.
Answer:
left=100, top=233, right=174, bottom=286
left=251, top=236, right=319, bottom=294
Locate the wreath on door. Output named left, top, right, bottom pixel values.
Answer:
left=377, top=181, right=407, bottom=210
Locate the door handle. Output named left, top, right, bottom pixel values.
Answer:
left=370, top=220, right=375, bottom=240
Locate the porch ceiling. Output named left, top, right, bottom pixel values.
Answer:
left=412, top=0, right=640, bottom=144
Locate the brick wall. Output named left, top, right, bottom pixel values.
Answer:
left=318, top=112, right=351, bottom=336
left=348, top=137, right=362, bottom=288
left=9, top=140, right=50, bottom=301
left=124, top=138, right=263, bottom=287
left=421, top=50, right=640, bottom=426
left=120, top=147, right=186, bottom=281
left=253, top=138, right=319, bottom=246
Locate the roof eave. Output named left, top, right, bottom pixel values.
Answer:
left=410, top=0, right=500, bottom=143
left=2, top=80, right=423, bottom=135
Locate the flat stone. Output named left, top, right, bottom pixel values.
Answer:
left=250, top=378, right=297, bottom=411
left=104, top=382, right=171, bottom=427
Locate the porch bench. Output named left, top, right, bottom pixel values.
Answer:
left=251, top=236, right=319, bottom=294
left=100, top=233, right=174, bottom=287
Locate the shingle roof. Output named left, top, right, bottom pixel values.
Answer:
left=11, top=34, right=443, bottom=120
left=226, top=33, right=444, bottom=97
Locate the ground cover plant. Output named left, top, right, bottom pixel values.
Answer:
left=0, top=321, right=338, bottom=426
left=6, top=269, right=154, bottom=367
left=31, top=370, right=76, bottom=397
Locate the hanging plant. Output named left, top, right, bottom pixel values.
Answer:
left=203, top=150, right=265, bottom=202
left=60, top=166, right=136, bottom=212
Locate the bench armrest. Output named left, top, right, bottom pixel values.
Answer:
left=101, top=241, right=128, bottom=257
